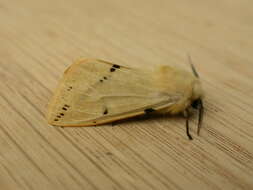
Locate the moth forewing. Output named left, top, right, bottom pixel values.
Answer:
left=47, top=58, right=204, bottom=138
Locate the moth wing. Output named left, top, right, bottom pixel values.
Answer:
left=47, top=59, right=182, bottom=127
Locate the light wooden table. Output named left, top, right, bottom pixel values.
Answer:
left=0, top=0, right=253, bottom=189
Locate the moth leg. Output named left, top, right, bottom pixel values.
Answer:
left=197, top=99, right=204, bottom=135
left=183, top=109, right=193, bottom=140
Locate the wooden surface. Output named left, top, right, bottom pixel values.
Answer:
left=0, top=0, right=253, bottom=189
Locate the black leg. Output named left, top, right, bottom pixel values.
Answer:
left=197, top=99, right=204, bottom=135
left=185, top=109, right=193, bottom=140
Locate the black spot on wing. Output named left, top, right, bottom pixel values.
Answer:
left=99, top=76, right=109, bottom=83
left=103, top=108, right=108, bottom=115
left=110, top=68, right=116, bottom=72
left=112, top=64, right=120, bottom=69
left=110, top=64, right=121, bottom=72
left=54, top=105, right=70, bottom=122
left=62, top=104, right=70, bottom=111
left=144, top=108, right=156, bottom=114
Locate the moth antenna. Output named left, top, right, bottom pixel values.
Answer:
left=187, top=54, right=199, bottom=78
left=184, top=109, right=193, bottom=140
left=197, top=99, right=204, bottom=135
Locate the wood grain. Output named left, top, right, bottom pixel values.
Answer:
left=0, top=0, right=253, bottom=189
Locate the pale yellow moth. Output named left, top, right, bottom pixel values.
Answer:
left=47, top=57, right=204, bottom=140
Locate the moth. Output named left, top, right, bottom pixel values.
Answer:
left=47, top=57, right=204, bottom=140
